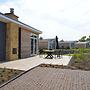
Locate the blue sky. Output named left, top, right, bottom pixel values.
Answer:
left=0, top=0, right=9, bottom=3
left=0, top=0, right=90, bottom=41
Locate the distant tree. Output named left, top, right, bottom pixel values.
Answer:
left=55, top=36, right=59, bottom=49
left=60, top=39, right=64, bottom=42
left=86, top=35, right=90, bottom=41
left=61, top=46, right=64, bottom=49
left=39, top=37, right=43, bottom=40
left=79, top=36, right=86, bottom=42
left=67, top=46, right=70, bottom=49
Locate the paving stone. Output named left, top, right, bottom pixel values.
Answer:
left=0, top=67, right=90, bottom=90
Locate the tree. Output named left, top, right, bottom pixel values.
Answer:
left=79, top=36, right=86, bottom=42
left=60, top=39, right=64, bottom=42
left=55, top=36, right=59, bottom=49
left=86, top=35, right=90, bottom=41
left=39, top=37, right=43, bottom=40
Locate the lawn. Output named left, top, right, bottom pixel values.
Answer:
left=0, top=68, right=23, bottom=85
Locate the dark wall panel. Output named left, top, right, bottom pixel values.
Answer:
left=18, top=28, right=21, bottom=59
left=0, top=21, right=6, bottom=61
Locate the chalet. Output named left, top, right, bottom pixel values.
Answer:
left=0, top=8, right=42, bottom=61
left=75, top=42, right=90, bottom=48
left=59, top=41, right=76, bottom=49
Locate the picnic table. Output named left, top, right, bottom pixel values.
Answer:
left=43, top=50, right=55, bottom=59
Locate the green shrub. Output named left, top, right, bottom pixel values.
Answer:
left=71, top=48, right=90, bottom=53
left=73, top=53, right=84, bottom=62
left=73, top=48, right=87, bottom=62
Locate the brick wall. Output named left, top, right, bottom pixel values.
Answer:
left=21, top=29, right=31, bottom=58
left=6, top=22, right=39, bottom=60
left=39, top=40, right=48, bottom=50
left=6, top=23, right=18, bottom=60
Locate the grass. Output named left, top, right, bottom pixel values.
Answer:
left=0, top=68, right=23, bottom=85
left=68, top=48, right=90, bottom=70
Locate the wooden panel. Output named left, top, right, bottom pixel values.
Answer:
left=0, top=21, right=6, bottom=61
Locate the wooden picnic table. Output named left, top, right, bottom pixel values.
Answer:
left=43, top=50, right=55, bottom=59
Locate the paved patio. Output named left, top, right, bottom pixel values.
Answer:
left=0, top=67, right=90, bottom=90
left=0, top=55, right=72, bottom=71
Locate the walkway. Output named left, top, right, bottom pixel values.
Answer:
left=0, top=67, right=90, bottom=90
left=0, top=55, right=72, bottom=71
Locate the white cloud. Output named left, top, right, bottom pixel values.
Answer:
left=0, top=0, right=90, bottom=40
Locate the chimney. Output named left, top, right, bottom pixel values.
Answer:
left=10, top=8, right=14, bottom=14
left=5, top=8, right=19, bottom=20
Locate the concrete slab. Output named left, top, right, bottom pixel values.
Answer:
left=0, top=55, right=72, bottom=71
left=43, top=55, right=72, bottom=65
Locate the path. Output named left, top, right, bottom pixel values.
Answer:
left=0, top=67, right=90, bottom=90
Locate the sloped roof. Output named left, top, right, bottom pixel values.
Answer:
left=0, top=12, right=42, bottom=34
left=59, top=41, right=76, bottom=44
left=76, top=42, right=90, bottom=44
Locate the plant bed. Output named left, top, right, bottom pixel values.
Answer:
left=39, top=64, right=78, bottom=70
left=70, top=59, right=90, bottom=71
left=39, top=62, right=90, bottom=71
left=69, top=53, right=90, bottom=71
left=0, top=68, right=23, bottom=85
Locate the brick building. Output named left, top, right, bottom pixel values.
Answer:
left=0, top=8, right=42, bottom=61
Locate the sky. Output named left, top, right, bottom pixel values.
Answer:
left=0, top=0, right=90, bottom=41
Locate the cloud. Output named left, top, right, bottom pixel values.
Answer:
left=0, top=0, right=90, bottom=40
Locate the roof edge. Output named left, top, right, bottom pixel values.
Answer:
left=0, top=12, right=42, bottom=34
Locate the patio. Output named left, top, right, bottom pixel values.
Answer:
left=0, top=55, right=72, bottom=71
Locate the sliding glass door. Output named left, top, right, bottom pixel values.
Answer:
left=31, top=38, right=34, bottom=54
left=30, top=33, right=38, bottom=55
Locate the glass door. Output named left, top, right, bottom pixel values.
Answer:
left=30, top=33, right=38, bottom=56
left=35, top=39, right=37, bottom=54
left=31, top=38, right=34, bottom=54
